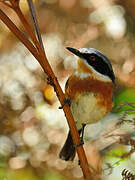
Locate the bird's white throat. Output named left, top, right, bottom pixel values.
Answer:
left=75, top=65, right=112, bottom=83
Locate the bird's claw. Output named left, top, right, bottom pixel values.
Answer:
left=76, top=139, right=84, bottom=147
left=59, top=98, right=71, bottom=109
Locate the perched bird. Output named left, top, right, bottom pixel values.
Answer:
left=59, top=47, right=115, bottom=161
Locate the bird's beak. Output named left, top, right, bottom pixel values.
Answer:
left=66, top=47, right=83, bottom=58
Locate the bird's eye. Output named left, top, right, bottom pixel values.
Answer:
left=89, top=55, right=96, bottom=61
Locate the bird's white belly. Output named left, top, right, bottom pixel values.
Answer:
left=70, top=92, right=107, bottom=130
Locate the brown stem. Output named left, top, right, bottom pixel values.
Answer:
left=0, top=0, right=13, bottom=8
left=0, top=9, right=40, bottom=60
left=27, top=0, right=44, bottom=51
left=9, top=2, right=41, bottom=53
left=0, top=7, right=92, bottom=180
left=9, top=0, right=19, bottom=8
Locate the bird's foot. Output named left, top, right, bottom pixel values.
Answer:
left=76, top=139, right=84, bottom=147
left=59, top=98, right=71, bottom=109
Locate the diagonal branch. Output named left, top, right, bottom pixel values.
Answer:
left=9, top=0, right=42, bottom=55
left=0, top=3, right=93, bottom=180
left=0, top=0, right=12, bottom=8
left=0, top=9, right=40, bottom=62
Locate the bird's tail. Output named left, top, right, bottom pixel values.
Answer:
left=59, top=130, right=82, bottom=161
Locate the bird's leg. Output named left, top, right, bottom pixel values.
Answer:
left=77, top=124, right=86, bottom=165
left=81, top=123, right=86, bottom=140
left=59, top=98, right=71, bottom=109
left=76, top=124, right=86, bottom=147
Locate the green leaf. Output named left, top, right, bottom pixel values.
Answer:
left=113, top=88, right=135, bottom=114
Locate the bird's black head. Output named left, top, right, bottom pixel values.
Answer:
left=66, top=47, right=115, bottom=83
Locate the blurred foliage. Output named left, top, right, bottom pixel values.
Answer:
left=43, top=171, right=65, bottom=180
left=113, top=88, right=135, bottom=114
left=0, top=167, right=39, bottom=180
left=0, top=167, right=65, bottom=180
left=106, top=148, right=127, bottom=162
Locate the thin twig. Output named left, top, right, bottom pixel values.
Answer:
left=27, top=0, right=44, bottom=51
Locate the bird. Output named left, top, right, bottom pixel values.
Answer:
left=59, top=47, right=115, bottom=161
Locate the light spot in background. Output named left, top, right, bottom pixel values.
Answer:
left=122, top=60, right=134, bottom=74
left=29, top=154, right=41, bottom=168
left=105, top=16, right=126, bottom=39
left=9, top=156, right=27, bottom=169
left=20, top=106, right=35, bottom=123
left=64, top=55, right=77, bottom=70
left=2, top=80, right=23, bottom=98
left=0, top=48, right=39, bottom=110
left=72, top=166, right=83, bottom=178
left=89, top=11, right=103, bottom=24
left=43, top=33, right=63, bottom=64
left=120, top=46, right=131, bottom=59
left=47, top=129, right=64, bottom=144
left=89, top=5, right=126, bottom=39
left=0, top=136, right=15, bottom=156
left=46, top=154, right=57, bottom=167
left=22, top=127, right=41, bottom=147
left=1, top=79, right=26, bottom=110
left=36, top=103, right=67, bottom=129
left=11, top=131, right=24, bottom=146
left=11, top=96, right=25, bottom=110
left=55, top=159, right=67, bottom=170
left=32, top=149, right=48, bottom=162
left=24, top=54, right=41, bottom=71
left=33, top=91, right=44, bottom=105
left=13, top=68, right=36, bottom=88
left=29, top=149, right=48, bottom=168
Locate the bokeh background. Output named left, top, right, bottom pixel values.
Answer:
left=1, top=0, right=135, bottom=179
